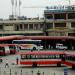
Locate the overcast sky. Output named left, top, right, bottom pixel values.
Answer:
left=0, top=0, right=75, bottom=19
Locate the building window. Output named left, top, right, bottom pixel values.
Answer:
left=55, top=23, right=66, bottom=27
left=68, top=13, right=75, bottom=19
left=45, top=14, right=53, bottom=19
left=19, top=24, right=23, bottom=30
left=71, top=22, right=75, bottom=27
left=0, top=25, right=3, bottom=30
left=24, top=24, right=28, bottom=30
left=34, top=24, right=38, bottom=30
left=29, top=24, right=33, bottom=30
left=15, top=25, right=19, bottom=31
left=40, top=24, right=44, bottom=30
left=46, top=23, right=53, bottom=29
left=54, top=13, right=66, bottom=19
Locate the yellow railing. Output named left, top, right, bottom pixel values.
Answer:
left=47, top=27, right=69, bottom=31
left=54, top=27, right=69, bottom=31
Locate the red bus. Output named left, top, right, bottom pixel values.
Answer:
left=65, top=52, right=75, bottom=69
left=19, top=51, right=65, bottom=67
left=6, top=44, right=17, bottom=54
left=0, top=44, right=17, bottom=55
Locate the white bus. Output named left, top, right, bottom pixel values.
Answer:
left=12, top=40, right=43, bottom=50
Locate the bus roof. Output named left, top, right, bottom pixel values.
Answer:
left=22, top=36, right=75, bottom=40
left=0, top=35, right=24, bottom=41
left=13, top=40, right=41, bottom=41
left=20, top=51, right=65, bottom=55
left=0, top=36, right=75, bottom=41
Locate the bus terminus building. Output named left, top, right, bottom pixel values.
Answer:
left=0, top=5, right=75, bottom=36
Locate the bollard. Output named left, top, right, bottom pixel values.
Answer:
left=37, top=70, right=40, bottom=75
left=31, top=70, right=33, bottom=75
left=54, top=73, right=55, bottom=75
left=21, top=69, right=22, bottom=75
left=0, top=67, right=1, bottom=75
left=15, top=71, right=17, bottom=75
left=4, top=71, right=6, bottom=75
left=43, top=72, right=44, bottom=75
left=10, top=69, right=11, bottom=75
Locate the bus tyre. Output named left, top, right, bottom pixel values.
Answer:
left=57, top=62, right=61, bottom=67
left=72, top=65, right=75, bottom=69
left=32, top=62, right=37, bottom=67
left=33, top=47, right=36, bottom=50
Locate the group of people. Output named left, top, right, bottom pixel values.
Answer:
left=1, top=57, right=19, bottom=68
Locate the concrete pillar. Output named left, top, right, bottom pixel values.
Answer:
left=66, top=13, right=68, bottom=20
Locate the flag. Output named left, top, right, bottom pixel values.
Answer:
left=11, top=0, right=14, bottom=5
left=19, top=0, right=22, bottom=6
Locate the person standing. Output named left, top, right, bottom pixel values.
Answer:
left=5, top=59, right=9, bottom=68
left=16, top=57, right=19, bottom=65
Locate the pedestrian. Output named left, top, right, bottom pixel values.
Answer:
left=48, top=44, right=50, bottom=49
left=5, top=59, right=9, bottom=68
left=16, top=57, right=19, bottom=65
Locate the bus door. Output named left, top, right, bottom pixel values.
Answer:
left=9, top=45, right=17, bottom=54
left=0, top=46, right=10, bottom=56
left=0, top=46, right=5, bottom=55
left=5, top=46, right=10, bottom=55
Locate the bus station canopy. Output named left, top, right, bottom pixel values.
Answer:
left=0, top=36, right=75, bottom=41
left=22, top=36, right=75, bottom=40
left=0, top=35, right=24, bottom=41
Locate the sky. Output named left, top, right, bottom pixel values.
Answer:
left=0, top=0, right=75, bottom=19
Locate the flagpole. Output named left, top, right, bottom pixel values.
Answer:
left=11, top=0, right=14, bottom=18
left=15, top=0, right=17, bottom=19
left=69, top=0, right=71, bottom=5
left=19, top=0, right=20, bottom=17
left=19, top=0, right=21, bottom=17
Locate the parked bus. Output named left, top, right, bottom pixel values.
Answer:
left=19, top=51, right=65, bottom=67
left=7, top=44, right=17, bottom=54
left=12, top=40, right=43, bottom=50
left=0, top=44, right=17, bottom=55
left=65, top=52, right=75, bottom=69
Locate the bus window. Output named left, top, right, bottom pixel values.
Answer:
left=19, top=51, right=65, bottom=66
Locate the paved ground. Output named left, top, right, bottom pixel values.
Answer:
left=0, top=50, right=75, bottom=75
